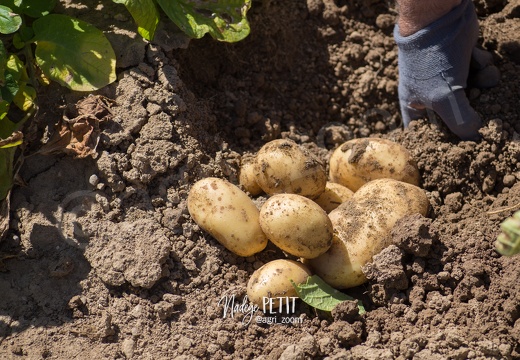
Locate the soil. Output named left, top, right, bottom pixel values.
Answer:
left=1, top=0, right=520, bottom=359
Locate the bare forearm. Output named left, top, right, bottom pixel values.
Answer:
left=396, top=0, right=462, bottom=36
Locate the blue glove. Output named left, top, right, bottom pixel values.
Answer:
left=394, top=0, right=482, bottom=140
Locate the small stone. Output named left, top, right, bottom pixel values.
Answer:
left=349, top=31, right=363, bottom=42
left=437, top=271, right=451, bottom=281
left=89, top=174, right=99, bottom=186
left=503, top=174, right=516, bottom=187
left=121, top=338, right=135, bottom=358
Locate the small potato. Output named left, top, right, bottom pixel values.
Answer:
left=239, top=155, right=263, bottom=196
left=247, top=259, right=312, bottom=307
left=329, top=138, right=420, bottom=191
left=187, top=177, right=268, bottom=257
left=314, top=182, right=355, bottom=213
left=307, top=179, right=429, bottom=289
left=254, top=139, right=327, bottom=199
left=259, top=194, right=333, bottom=259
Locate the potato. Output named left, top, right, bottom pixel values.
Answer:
left=307, top=179, right=429, bottom=289
left=247, top=259, right=312, bottom=307
left=187, top=177, right=268, bottom=257
left=254, top=139, right=327, bottom=199
left=329, top=138, right=420, bottom=191
left=239, top=155, right=263, bottom=196
left=259, top=194, right=333, bottom=259
left=314, top=182, right=355, bottom=213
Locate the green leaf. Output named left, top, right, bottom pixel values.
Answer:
left=0, top=100, right=9, bottom=121
left=155, top=0, right=251, bottom=42
left=6, top=54, right=27, bottom=82
left=496, top=211, right=520, bottom=256
left=112, top=0, right=159, bottom=41
left=0, top=41, right=6, bottom=86
left=1, top=72, right=20, bottom=103
left=13, top=83, right=35, bottom=111
left=1, top=54, right=26, bottom=103
left=32, top=14, right=116, bottom=91
left=291, top=275, right=366, bottom=315
left=18, top=0, right=57, bottom=18
left=0, top=114, right=19, bottom=138
left=0, top=5, right=22, bottom=34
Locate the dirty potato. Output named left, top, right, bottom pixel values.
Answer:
left=329, top=138, right=420, bottom=191
left=247, top=259, right=312, bottom=307
left=254, top=139, right=327, bottom=199
left=259, top=194, right=333, bottom=259
left=187, top=177, right=268, bottom=257
left=307, top=179, right=429, bottom=289
left=239, top=155, right=263, bottom=196
left=314, top=182, right=354, bottom=213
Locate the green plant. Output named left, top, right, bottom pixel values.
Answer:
left=291, top=275, right=366, bottom=315
left=112, top=0, right=252, bottom=42
left=0, top=0, right=116, bottom=204
left=496, top=210, right=520, bottom=256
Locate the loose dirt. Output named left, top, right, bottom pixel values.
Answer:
left=1, top=0, right=519, bottom=359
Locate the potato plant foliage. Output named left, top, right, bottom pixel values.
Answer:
left=113, top=0, right=252, bottom=42
left=0, top=0, right=252, bottom=205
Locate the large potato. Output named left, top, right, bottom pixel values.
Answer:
left=314, top=182, right=355, bottom=213
left=187, top=177, right=268, bottom=257
left=259, top=194, right=333, bottom=259
left=307, top=179, right=429, bottom=289
left=329, top=138, right=420, bottom=191
left=239, top=155, right=263, bottom=196
left=254, top=139, right=327, bottom=199
left=247, top=259, right=312, bottom=308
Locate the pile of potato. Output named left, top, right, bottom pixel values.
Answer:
left=188, top=138, right=429, bottom=306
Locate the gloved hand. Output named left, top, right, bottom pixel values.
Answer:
left=394, top=0, right=493, bottom=140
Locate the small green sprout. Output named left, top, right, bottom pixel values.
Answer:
left=496, top=210, right=520, bottom=256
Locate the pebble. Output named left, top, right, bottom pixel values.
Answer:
left=349, top=31, right=363, bottom=42
left=121, top=338, right=135, bottom=358
left=89, top=174, right=99, bottom=186
left=437, top=271, right=451, bottom=281
left=503, top=174, right=516, bottom=187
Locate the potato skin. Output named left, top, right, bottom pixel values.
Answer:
left=259, top=194, right=333, bottom=259
left=307, top=179, right=429, bottom=289
left=314, top=182, right=355, bottom=213
left=254, top=139, right=327, bottom=199
left=187, top=177, right=268, bottom=257
left=239, top=155, right=263, bottom=196
left=247, top=259, right=312, bottom=307
left=329, top=138, right=420, bottom=191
